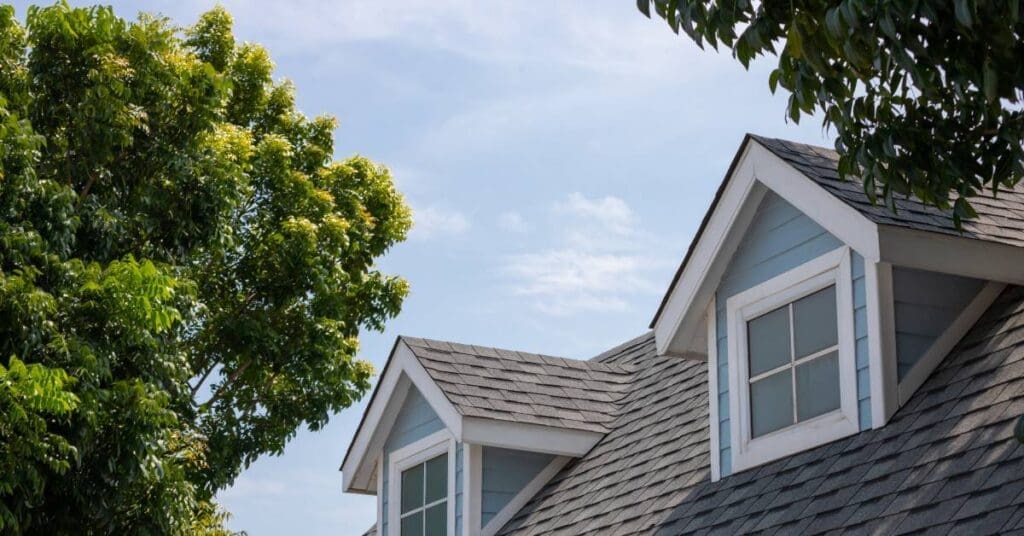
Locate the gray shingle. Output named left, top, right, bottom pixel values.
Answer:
left=750, top=135, right=1024, bottom=249
left=497, top=287, right=1024, bottom=536
left=402, top=336, right=635, bottom=434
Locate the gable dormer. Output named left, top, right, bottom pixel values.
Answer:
left=341, top=337, right=634, bottom=536
left=652, top=135, right=1023, bottom=480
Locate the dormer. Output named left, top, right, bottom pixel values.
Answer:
left=341, top=337, right=634, bottom=536
left=652, top=135, right=1024, bottom=480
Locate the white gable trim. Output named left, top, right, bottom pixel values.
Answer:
left=481, top=455, right=571, bottom=536
left=343, top=341, right=462, bottom=493
left=654, top=139, right=880, bottom=357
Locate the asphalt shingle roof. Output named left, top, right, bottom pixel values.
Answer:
left=751, top=135, right=1024, bottom=248
left=496, top=286, right=1024, bottom=536
left=401, top=336, right=636, bottom=434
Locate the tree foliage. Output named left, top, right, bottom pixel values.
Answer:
left=0, top=2, right=411, bottom=533
left=638, top=0, right=1024, bottom=226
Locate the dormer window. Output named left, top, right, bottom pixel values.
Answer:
left=726, top=247, right=859, bottom=472
left=747, top=284, right=840, bottom=437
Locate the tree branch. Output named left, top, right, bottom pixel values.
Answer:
left=200, top=359, right=252, bottom=409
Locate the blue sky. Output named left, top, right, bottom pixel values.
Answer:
left=13, top=1, right=834, bottom=533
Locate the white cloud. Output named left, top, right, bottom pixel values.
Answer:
left=504, top=193, right=667, bottom=315
left=200, top=1, right=708, bottom=77
left=497, top=211, right=528, bottom=233
left=410, top=205, right=470, bottom=239
left=556, top=192, right=635, bottom=235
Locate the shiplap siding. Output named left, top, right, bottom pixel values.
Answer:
left=892, top=267, right=984, bottom=380
left=481, top=447, right=554, bottom=528
left=852, top=252, right=872, bottom=430
left=714, top=191, right=846, bottom=477
left=381, top=387, right=447, bottom=536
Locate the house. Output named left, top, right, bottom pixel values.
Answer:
left=340, top=135, right=1024, bottom=535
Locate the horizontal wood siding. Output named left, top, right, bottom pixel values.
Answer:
left=481, top=447, right=554, bottom=528
left=892, top=267, right=984, bottom=380
left=852, top=252, right=872, bottom=430
left=715, top=191, right=844, bottom=477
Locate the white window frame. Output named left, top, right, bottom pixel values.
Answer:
left=387, top=430, right=457, bottom=536
left=726, top=247, right=859, bottom=473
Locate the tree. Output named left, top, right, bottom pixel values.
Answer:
left=638, top=0, right=1024, bottom=226
left=0, top=3, right=411, bottom=533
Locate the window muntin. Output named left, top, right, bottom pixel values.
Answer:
left=400, top=453, right=448, bottom=536
left=747, top=286, right=840, bottom=438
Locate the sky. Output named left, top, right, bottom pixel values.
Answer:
left=11, top=1, right=834, bottom=534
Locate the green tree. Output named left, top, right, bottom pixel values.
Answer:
left=638, top=0, right=1024, bottom=226
left=0, top=3, right=411, bottom=533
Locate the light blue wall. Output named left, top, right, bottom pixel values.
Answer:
left=480, top=447, right=554, bottom=528
left=380, top=386, right=448, bottom=536
left=714, top=190, right=848, bottom=477
left=892, top=267, right=984, bottom=380
left=852, top=253, right=871, bottom=431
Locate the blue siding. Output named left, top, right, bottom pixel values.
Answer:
left=714, top=191, right=845, bottom=477
left=381, top=386, right=446, bottom=536
left=455, top=443, right=464, bottom=535
left=892, top=267, right=984, bottom=380
left=481, top=447, right=554, bottom=527
left=852, top=253, right=872, bottom=430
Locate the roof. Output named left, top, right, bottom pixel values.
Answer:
left=752, top=135, right=1024, bottom=249
left=651, top=134, right=1024, bottom=328
left=400, top=336, right=636, bottom=434
left=496, top=286, right=1024, bottom=535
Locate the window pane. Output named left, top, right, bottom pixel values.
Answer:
left=750, top=369, right=794, bottom=438
left=401, top=464, right=424, bottom=514
left=424, top=503, right=447, bottom=536
left=424, top=453, right=448, bottom=503
left=748, top=306, right=791, bottom=376
left=796, top=351, right=840, bottom=421
left=400, top=510, right=423, bottom=536
left=793, top=286, right=838, bottom=358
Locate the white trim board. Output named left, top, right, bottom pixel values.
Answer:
left=462, top=444, right=482, bottom=536
left=481, top=455, right=571, bottom=536
left=726, top=247, right=860, bottom=473
left=654, top=139, right=880, bottom=357
left=878, top=225, right=1024, bottom=286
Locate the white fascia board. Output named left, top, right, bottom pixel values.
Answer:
left=654, top=143, right=766, bottom=357
left=342, top=341, right=464, bottom=494
left=749, top=143, right=880, bottom=263
left=654, top=140, right=880, bottom=357
left=461, top=417, right=603, bottom=458
left=879, top=225, right=1024, bottom=285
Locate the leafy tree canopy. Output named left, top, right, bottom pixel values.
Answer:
left=0, top=2, right=411, bottom=533
left=639, top=0, right=1024, bottom=226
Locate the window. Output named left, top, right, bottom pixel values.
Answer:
left=387, top=430, right=455, bottom=536
left=748, top=286, right=840, bottom=437
left=727, top=248, right=859, bottom=473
